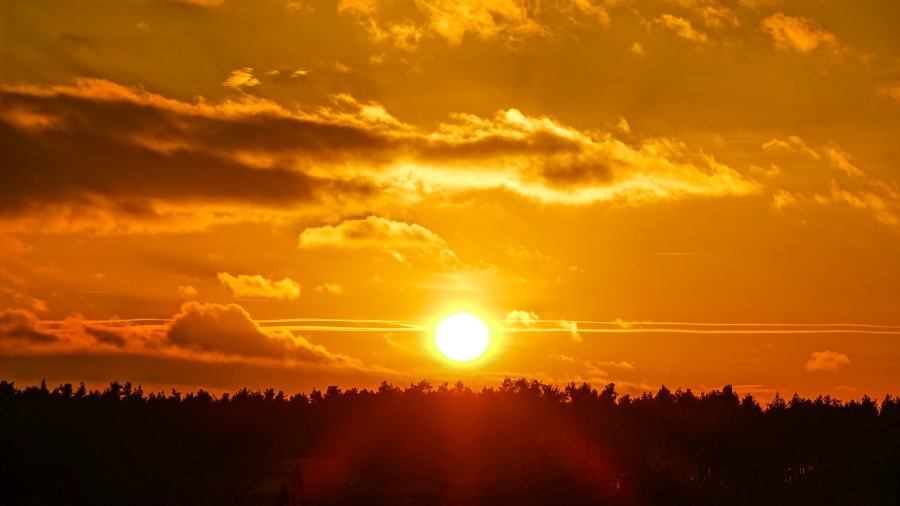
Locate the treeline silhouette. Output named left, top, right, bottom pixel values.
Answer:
left=1, top=378, right=899, bottom=505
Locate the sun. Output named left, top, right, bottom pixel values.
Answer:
left=435, top=313, right=490, bottom=362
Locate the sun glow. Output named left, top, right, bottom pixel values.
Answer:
left=435, top=313, right=490, bottom=362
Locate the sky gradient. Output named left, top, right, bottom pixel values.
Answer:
left=2, top=0, right=899, bottom=400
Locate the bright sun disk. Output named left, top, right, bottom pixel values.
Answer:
left=436, top=313, right=489, bottom=362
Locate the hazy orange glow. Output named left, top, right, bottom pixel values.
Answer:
left=1, top=0, right=899, bottom=400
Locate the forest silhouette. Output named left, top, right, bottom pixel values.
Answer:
left=1, top=378, right=899, bottom=505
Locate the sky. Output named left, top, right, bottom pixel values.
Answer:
left=1, top=0, right=899, bottom=401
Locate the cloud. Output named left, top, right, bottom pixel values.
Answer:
left=760, top=13, right=837, bottom=54
left=613, top=318, right=632, bottom=329
left=59, top=32, right=97, bottom=50
left=824, top=143, right=864, bottom=178
left=379, top=248, right=410, bottom=265
left=0, top=79, right=374, bottom=234
left=878, top=82, right=900, bottom=103
left=0, top=309, right=58, bottom=344
left=665, top=0, right=738, bottom=28
left=737, top=0, right=777, bottom=7
left=340, top=0, right=543, bottom=47
left=167, top=302, right=293, bottom=358
left=407, top=108, right=758, bottom=203
left=178, top=285, right=198, bottom=297
left=316, top=283, right=345, bottom=294
left=656, top=15, right=708, bottom=43
left=285, top=0, right=313, bottom=12
left=505, top=310, right=539, bottom=327
left=762, top=135, right=820, bottom=160
left=549, top=353, right=574, bottom=362
left=772, top=189, right=798, bottom=210
left=222, top=68, right=261, bottom=88
left=153, top=0, right=227, bottom=7
left=299, top=216, right=447, bottom=250
left=167, top=302, right=360, bottom=366
left=824, top=180, right=899, bottom=226
left=83, top=325, right=127, bottom=348
left=339, top=0, right=616, bottom=48
left=217, top=272, right=301, bottom=300
left=0, top=302, right=371, bottom=371
left=0, top=79, right=758, bottom=234
left=1, top=287, right=48, bottom=312
left=597, top=360, right=634, bottom=369
left=385, top=333, right=401, bottom=347
left=804, top=350, right=849, bottom=372
left=559, top=320, right=582, bottom=343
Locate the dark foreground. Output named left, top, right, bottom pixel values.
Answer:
left=1, top=378, right=899, bottom=505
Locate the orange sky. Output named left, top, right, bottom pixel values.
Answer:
left=1, top=0, right=899, bottom=400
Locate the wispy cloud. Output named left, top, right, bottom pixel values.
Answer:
left=762, top=135, right=820, bottom=160
left=559, top=320, right=582, bottom=342
left=760, top=13, right=838, bottom=54
left=656, top=15, right=708, bottom=43
left=824, top=143, right=864, bottom=178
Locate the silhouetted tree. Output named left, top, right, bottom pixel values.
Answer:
left=0, top=378, right=897, bottom=505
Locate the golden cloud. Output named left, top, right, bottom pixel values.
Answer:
left=878, top=82, right=900, bottom=103
left=824, top=143, right=864, bottom=178
left=771, top=189, right=798, bottom=210
left=178, top=285, right=199, bottom=297
left=655, top=14, right=708, bottom=43
left=666, top=0, right=738, bottom=28
left=824, top=180, right=899, bottom=226
left=222, top=68, right=261, bottom=88
left=149, top=0, right=226, bottom=6
left=315, top=283, right=345, bottom=295
left=217, top=273, right=302, bottom=300
left=505, top=310, right=539, bottom=327
left=167, top=302, right=298, bottom=359
left=1, top=286, right=48, bottom=313
left=1, top=79, right=759, bottom=234
left=762, top=135, right=820, bottom=160
left=760, top=13, right=837, bottom=54
left=299, top=216, right=448, bottom=250
left=804, top=350, right=849, bottom=372
left=559, top=320, right=582, bottom=343
left=338, top=0, right=614, bottom=48
left=166, top=302, right=369, bottom=367
left=0, top=302, right=371, bottom=371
